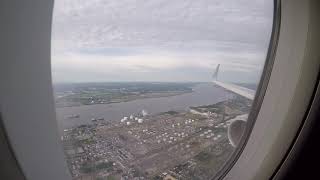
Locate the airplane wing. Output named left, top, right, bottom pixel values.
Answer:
left=212, top=64, right=255, bottom=100
left=213, top=80, right=255, bottom=100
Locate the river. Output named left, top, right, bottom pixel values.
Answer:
left=55, top=83, right=233, bottom=132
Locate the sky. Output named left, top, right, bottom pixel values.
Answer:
left=51, top=0, right=273, bottom=83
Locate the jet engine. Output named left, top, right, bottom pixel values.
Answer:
left=227, top=114, right=248, bottom=147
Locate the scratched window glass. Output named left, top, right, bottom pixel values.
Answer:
left=51, top=0, right=273, bottom=179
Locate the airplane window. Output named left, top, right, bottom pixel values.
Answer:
left=51, top=0, right=273, bottom=179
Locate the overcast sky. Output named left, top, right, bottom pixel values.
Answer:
left=51, top=0, right=273, bottom=83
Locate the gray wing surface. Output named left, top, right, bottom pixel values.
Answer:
left=213, top=80, right=255, bottom=100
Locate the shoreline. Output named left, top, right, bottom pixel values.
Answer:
left=55, top=90, right=193, bottom=108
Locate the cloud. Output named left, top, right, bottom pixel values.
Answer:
left=51, top=48, right=265, bottom=83
left=51, top=0, right=273, bottom=83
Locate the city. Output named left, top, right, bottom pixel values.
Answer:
left=57, top=83, right=252, bottom=180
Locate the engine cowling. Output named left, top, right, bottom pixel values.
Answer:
left=227, top=114, right=248, bottom=147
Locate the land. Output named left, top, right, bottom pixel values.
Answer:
left=61, top=95, right=251, bottom=180
left=54, top=82, right=197, bottom=108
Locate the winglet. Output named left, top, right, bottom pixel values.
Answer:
left=212, top=64, right=220, bottom=80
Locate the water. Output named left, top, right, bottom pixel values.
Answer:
left=55, top=83, right=231, bottom=132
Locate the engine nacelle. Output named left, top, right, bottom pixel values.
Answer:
left=227, top=114, right=248, bottom=147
